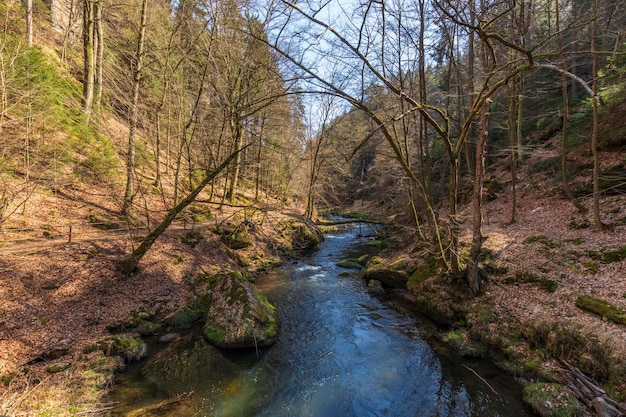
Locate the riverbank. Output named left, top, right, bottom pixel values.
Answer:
left=0, top=201, right=320, bottom=416
left=355, top=176, right=626, bottom=416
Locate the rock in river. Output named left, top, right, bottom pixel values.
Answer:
left=202, top=272, right=280, bottom=349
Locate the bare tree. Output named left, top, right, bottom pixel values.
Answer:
left=122, top=0, right=148, bottom=217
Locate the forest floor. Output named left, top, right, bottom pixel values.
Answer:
left=0, top=150, right=625, bottom=415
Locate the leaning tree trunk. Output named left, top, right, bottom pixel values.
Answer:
left=467, top=99, right=491, bottom=295
left=123, top=147, right=246, bottom=274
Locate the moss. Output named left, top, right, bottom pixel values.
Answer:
left=46, top=362, right=71, bottom=373
left=367, top=239, right=385, bottom=247
left=180, top=230, right=203, bottom=247
left=600, top=245, right=626, bottom=263
left=576, top=295, right=626, bottom=325
left=203, top=322, right=227, bottom=343
left=356, top=254, right=371, bottom=265
left=583, top=262, right=598, bottom=274
left=524, top=235, right=561, bottom=249
left=522, top=383, right=583, bottom=417
left=165, top=306, right=204, bottom=329
left=134, top=319, right=160, bottom=336
left=503, top=271, right=558, bottom=293
left=82, top=336, right=147, bottom=362
left=336, top=259, right=363, bottom=269
left=407, top=259, right=437, bottom=291
left=442, top=329, right=486, bottom=357
left=486, top=179, right=504, bottom=200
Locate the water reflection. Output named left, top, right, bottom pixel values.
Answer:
left=110, top=226, right=533, bottom=417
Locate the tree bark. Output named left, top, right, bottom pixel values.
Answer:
left=467, top=99, right=490, bottom=295
left=591, top=0, right=602, bottom=231
left=123, top=146, right=247, bottom=274
left=26, top=0, right=33, bottom=47
left=82, top=0, right=95, bottom=119
left=94, top=0, right=104, bottom=115
left=122, top=0, right=148, bottom=217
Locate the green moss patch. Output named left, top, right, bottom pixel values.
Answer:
left=576, top=295, right=626, bottom=325
left=503, top=271, right=559, bottom=293
left=587, top=245, right=626, bottom=264
left=522, top=383, right=583, bottom=417
left=82, top=336, right=147, bottom=362
left=336, top=259, right=363, bottom=269
left=524, top=235, right=561, bottom=249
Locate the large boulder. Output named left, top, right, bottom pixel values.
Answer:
left=363, top=255, right=413, bottom=289
left=202, top=272, right=280, bottom=349
left=278, top=219, right=324, bottom=252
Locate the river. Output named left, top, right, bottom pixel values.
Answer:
left=109, top=224, right=534, bottom=416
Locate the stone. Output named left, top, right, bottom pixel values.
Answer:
left=364, top=255, right=412, bottom=289
left=202, top=272, right=280, bottom=349
left=367, top=279, right=385, bottom=295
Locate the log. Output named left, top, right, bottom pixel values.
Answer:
left=558, top=362, right=626, bottom=417
left=315, top=219, right=387, bottom=226
left=592, top=397, right=622, bottom=417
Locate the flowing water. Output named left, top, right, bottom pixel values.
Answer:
left=109, top=225, right=534, bottom=416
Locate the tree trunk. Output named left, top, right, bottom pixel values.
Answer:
left=508, top=82, right=517, bottom=223
left=226, top=117, right=243, bottom=204
left=123, top=147, right=246, bottom=274
left=82, top=0, right=95, bottom=119
left=26, top=0, right=33, bottom=47
left=122, top=0, right=148, bottom=217
left=591, top=0, right=603, bottom=231
left=467, top=99, right=490, bottom=295
left=94, top=0, right=104, bottom=115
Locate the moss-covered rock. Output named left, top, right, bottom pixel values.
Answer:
left=364, top=255, right=413, bottom=289
left=142, top=336, right=241, bottom=397
left=336, top=259, right=363, bottom=269
left=164, top=306, right=204, bottom=329
left=576, top=295, right=626, bottom=325
left=202, top=272, right=280, bottom=349
left=407, top=258, right=438, bottom=292
left=278, top=219, right=324, bottom=252
left=220, top=224, right=253, bottom=250
left=356, top=254, right=371, bottom=265
left=410, top=276, right=468, bottom=325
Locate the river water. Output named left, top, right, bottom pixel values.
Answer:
left=109, top=225, right=534, bottom=416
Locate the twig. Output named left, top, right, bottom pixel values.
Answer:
left=463, top=364, right=499, bottom=395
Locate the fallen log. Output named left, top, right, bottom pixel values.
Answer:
left=559, top=362, right=626, bottom=417
left=315, top=219, right=387, bottom=226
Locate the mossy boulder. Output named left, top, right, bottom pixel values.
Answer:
left=278, top=219, right=324, bottom=252
left=411, top=277, right=468, bottom=325
left=164, top=306, right=204, bottom=329
left=364, top=255, right=413, bottom=289
left=202, top=272, right=280, bottom=349
left=142, top=335, right=241, bottom=397
left=407, top=258, right=438, bottom=291
left=220, top=225, right=253, bottom=250
left=336, top=259, right=363, bottom=269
